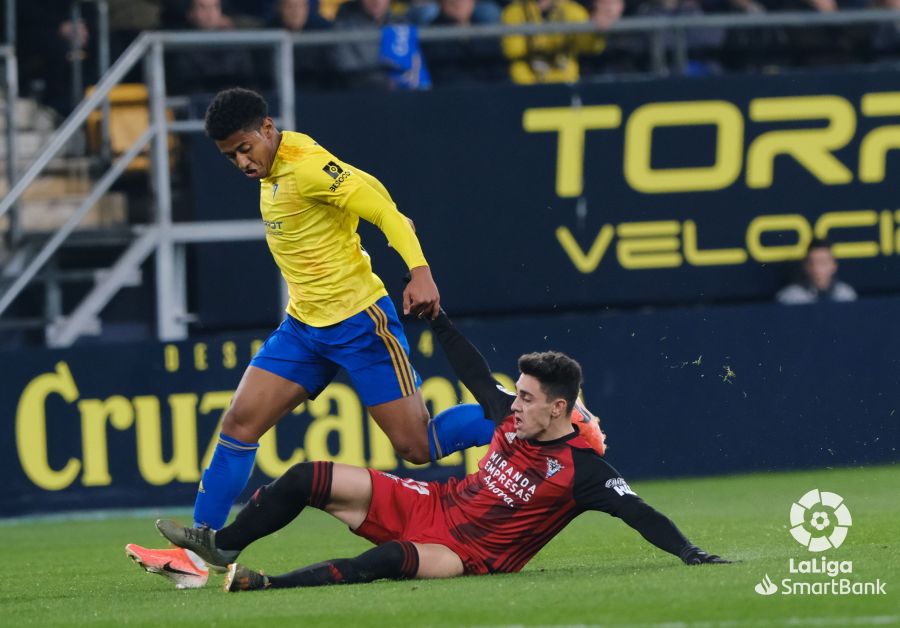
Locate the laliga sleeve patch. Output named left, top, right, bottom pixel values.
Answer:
left=323, top=161, right=344, bottom=179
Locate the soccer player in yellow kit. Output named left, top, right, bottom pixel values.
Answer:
left=127, top=87, right=475, bottom=588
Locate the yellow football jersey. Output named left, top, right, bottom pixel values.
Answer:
left=259, top=131, right=428, bottom=327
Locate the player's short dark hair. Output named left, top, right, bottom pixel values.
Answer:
left=204, top=88, right=268, bottom=140
left=518, top=351, right=582, bottom=416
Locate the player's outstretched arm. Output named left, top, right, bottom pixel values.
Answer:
left=615, top=498, right=730, bottom=565
left=430, top=310, right=515, bottom=423
left=573, top=454, right=731, bottom=565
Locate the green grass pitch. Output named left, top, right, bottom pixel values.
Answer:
left=2, top=465, right=897, bottom=627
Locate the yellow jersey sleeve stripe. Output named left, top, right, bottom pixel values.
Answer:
left=364, top=306, right=413, bottom=397
left=371, top=304, right=417, bottom=396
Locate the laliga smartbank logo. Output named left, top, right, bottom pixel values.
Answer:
left=754, top=489, right=886, bottom=597
left=789, top=488, right=851, bottom=552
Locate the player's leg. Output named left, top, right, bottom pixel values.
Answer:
left=225, top=542, right=463, bottom=591
left=426, top=403, right=496, bottom=460
left=336, top=297, right=491, bottom=463
left=127, top=366, right=311, bottom=587
left=194, top=315, right=337, bottom=529
left=128, top=319, right=336, bottom=587
left=369, top=398, right=496, bottom=463
left=368, top=393, right=431, bottom=464
left=192, top=366, right=309, bottom=529
left=158, top=462, right=372, bottom=569
left=413, top=543, right=466, bottom=578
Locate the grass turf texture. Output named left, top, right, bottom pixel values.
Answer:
left=2, top=465, right=897, bottom=627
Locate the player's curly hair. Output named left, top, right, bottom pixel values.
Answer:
left=204, top=88, right=268, bottom=140
left=518, top=351, right=582, bottom=416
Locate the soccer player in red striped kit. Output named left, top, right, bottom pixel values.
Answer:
left=155, top=310, right=729, bottom=590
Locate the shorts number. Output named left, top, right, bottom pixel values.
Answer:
left=400, top=478, right=430, bottom=495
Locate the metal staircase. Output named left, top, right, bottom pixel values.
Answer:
left=0, top=31, right=295, bottom=346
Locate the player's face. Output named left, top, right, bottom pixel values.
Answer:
left=279, top=0, right=309, bottom=30
left=215, top=118, right=280, bottom=180
left=510, top=374, right=568, bottom=441
left=804, top=247, right=837, bottom=291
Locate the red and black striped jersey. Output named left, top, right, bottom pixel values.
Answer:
left=438, top=415, right=684, bottom=573
left=429, top=312, right=694, bottom=573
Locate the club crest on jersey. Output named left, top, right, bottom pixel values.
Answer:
left=546, top=457, right=563, bottom=478
left=504, top=432, right=516, bottom=444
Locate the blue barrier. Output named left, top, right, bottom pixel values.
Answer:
left=2, top=297, right=897, bottom=517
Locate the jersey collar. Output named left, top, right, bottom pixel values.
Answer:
left=527, top=426, right=577, bottom=447
left=263, top=131, right=297, bottom=181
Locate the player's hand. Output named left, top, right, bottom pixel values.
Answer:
left=403, top=265, right=440, bottom=320
left=681, top=546, right=732, bottom=565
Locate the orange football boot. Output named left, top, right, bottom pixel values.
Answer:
left=571, top=398, right=607, bottom=455
left=125, top=544, right=209, bottom=589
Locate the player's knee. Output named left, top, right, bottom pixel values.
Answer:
left=221, top=406, right=262, bottom=442
left=282, top=461, right=314, bottom=488
left=394, top=439, right=431, bottom=465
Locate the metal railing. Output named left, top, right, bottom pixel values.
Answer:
left=2, top=9, right=900, bottom=346
left=1, top=43, right=18, bottom=246
left=69, top=0, right=112, bottom=161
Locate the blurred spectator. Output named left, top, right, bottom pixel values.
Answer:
left=269, top=0, right=333, bottom=90
left=871, top=0, right=900, bottom=61
left=775, top=0, right=870, bottom=65
left=163, top=0, right=267, bottom=27
left=407, top=0, right=502, bottom=25
left=776, top=239, right=857, bottom=305
left=420, top=0, right=507, bottom=85
left=229, top=0, right=281, bottom=25
left=704, top=0, right=792, bottom=71
left=636, top=0, right=725, bottom=74
left=330, top=0, right=400, bottom=89
left=592, top=0, right=625, bottom=28
left=187, top=0, right=237, bottom=28
left=169, top=0, right=256, bottom=94
left=320, top=0, right=355, bottom=21
left=776, top=0, right=869, bottom=10
left=580, top=0, right=644, bottom=75
left=16, top=4, right=97, bottom=114
left=271, top=0, right=333, bottom=30
left=500, top=0, right=606, bottom=84
left=407, top=0, right=443, bottom=23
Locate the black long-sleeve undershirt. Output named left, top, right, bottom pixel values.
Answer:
left=429, top=311, right=514, bottom=424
